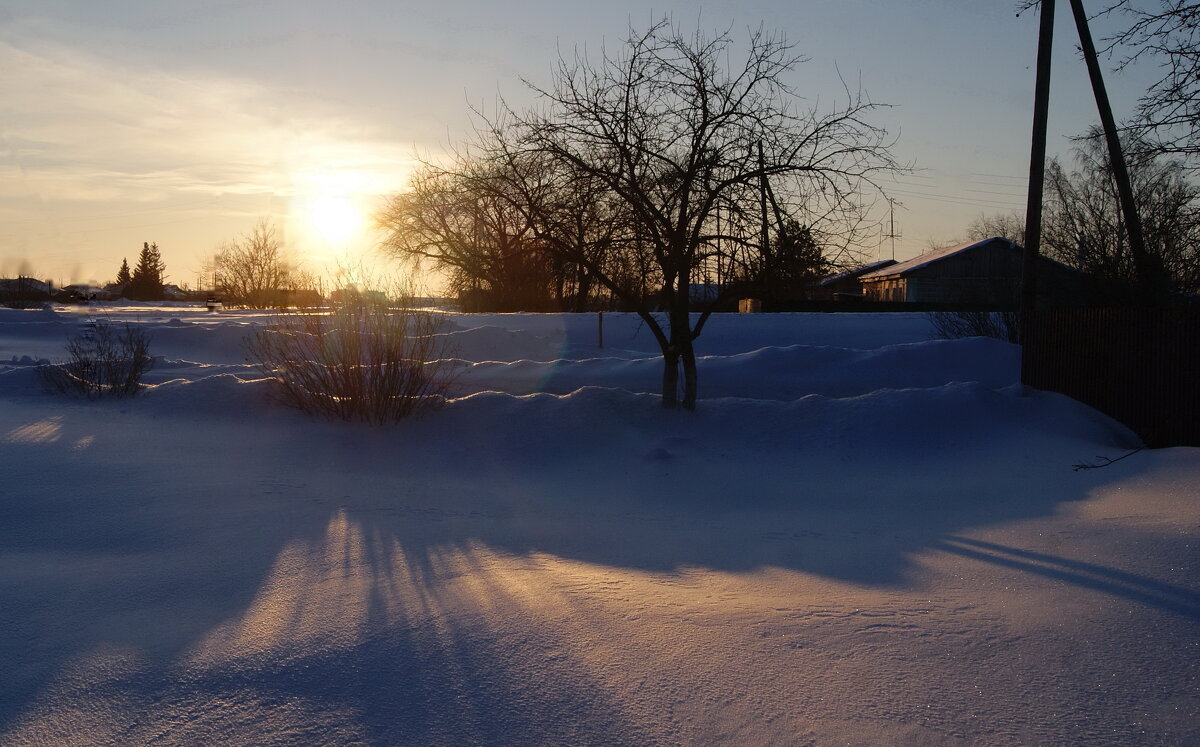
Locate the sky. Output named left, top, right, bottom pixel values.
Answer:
left=0, top=0, right=1162, bottom=289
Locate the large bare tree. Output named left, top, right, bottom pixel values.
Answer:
left=488, top=20, right=897, bottom=409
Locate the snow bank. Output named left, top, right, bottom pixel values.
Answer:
left=0, top=303, right=1192, bottom=746
left=450, top=336, right=1020, bottom=399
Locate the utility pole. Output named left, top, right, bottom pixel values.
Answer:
left=1020, top=0, right=1056, bottom=345
left=1067, top=0, right=1159, bottom=304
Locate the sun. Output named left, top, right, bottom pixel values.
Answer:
left=307, top=194, right=365, bottom=247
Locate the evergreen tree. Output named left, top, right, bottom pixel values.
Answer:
left=116, top=258, right=132, bottom=286
left=127, top=242, right=166, bottom=300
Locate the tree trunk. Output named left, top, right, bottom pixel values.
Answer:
left=661, top=350, right=679, bottom=408
left=664, top=293, right=693, bottom=410
left=574, top=271, right=593, bottom=312
left=681, top=341, right=698, bottom=411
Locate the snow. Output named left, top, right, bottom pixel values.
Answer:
left=1, top=303, right=1197, bottom=745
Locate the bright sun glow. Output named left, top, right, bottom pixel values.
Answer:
left=308, top=194, right=365, bottom=247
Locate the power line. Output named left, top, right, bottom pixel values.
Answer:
left=969, top=171, right=1028, bottom=181
left=885, top=186, right=1026, bottom=210
left=962, top=187, right=1030, bottom=198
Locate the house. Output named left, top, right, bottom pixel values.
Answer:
left=809, top=259, right=897, bottom=301
left=62, top=284, right=117, bottom=301
left=858, top=237, right=1088, bottom=305
left=0, top=277, right=52, bottom=307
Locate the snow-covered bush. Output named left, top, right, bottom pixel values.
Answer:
left=246, top=296, right=454, bottom=423
left=927, top=310, right=1019, bottom=344
left=39, top=321, right=153, bottom=398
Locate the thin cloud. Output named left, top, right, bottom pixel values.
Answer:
left=0, top=39, right=415, bottom=205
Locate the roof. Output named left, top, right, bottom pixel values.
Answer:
left=818, top=259, right=898, bottom=287
left=859, top=237, right=1021, bottom=280
left=0, top=278, right=52, bottom=293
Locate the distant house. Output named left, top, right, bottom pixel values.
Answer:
left=809, top=259, right=897, bottom=301
left=858, top=237, right=1088, bottom=305
left=0, top=277, right=51, bottom=295
left=62, top=284, right=116, bottom=301
left=0, top=277, right=52, bottom=307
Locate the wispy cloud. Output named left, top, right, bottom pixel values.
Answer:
left=0, top=38, right=415, bottom=206
left=0, top=36, right=420, bottom=280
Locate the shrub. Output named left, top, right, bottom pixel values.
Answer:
left=927, top=310, right=1020, bottom=344
left=39, top=321, right=153, bottom=398
left=246, top=296, right=454, bottom=423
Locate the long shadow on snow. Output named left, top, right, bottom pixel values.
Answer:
left=364, top=383, right=1158, bottom=587
left=0, top=410, right=652, bottom=744
left=935, top=535, right=1200, bottom=620
left=0, top=410, right=332, bottom=733
left=3, top=388, right=1188, bottom=742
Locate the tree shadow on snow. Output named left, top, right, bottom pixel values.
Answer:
left=0, top=413, right=654, bottom=744
left=3, top=401, right=1192, bottom=742
left=933, top=536, right=1200, bottom=620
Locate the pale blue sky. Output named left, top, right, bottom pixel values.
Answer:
left=0, top=0, right=1158, bottom=287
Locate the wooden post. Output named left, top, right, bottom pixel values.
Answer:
left=597, top=311, right=604, bottom=348
left=1067, top=0, right=1158, bottom=305
left=1020, top=0, right=1056, bottom=350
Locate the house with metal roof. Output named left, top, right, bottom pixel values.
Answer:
left=858, top=237, right=1087, bottom=305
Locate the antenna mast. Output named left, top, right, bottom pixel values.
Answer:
left=882, top=199, right=902, bottom=260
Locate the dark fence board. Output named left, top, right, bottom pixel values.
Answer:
left=1022, top=308, right=1200, bottom=447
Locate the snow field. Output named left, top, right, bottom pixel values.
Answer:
left=0, top=304, right=1196, bottom=745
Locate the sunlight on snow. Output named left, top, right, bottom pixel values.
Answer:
left=180, top=509, right=784, bottom=702
left=3, top=416, right=64, bottom=444
left=184, top=510, right=582, bottom=665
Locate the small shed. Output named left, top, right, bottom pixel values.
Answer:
left=858, top=237, right=1086, bottom=305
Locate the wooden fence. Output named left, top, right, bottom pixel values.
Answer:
left=1022, top=308, right=1200, bottom=447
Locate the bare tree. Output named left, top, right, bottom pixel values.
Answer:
left=485, top=20, right=897, bottom=409
left=1104, top=1, right=1200, bottom=165
left=460, top=145, right=654, bottom=311
left=1042, top=128, right=1199, bottom=297
left=967, top=211, right=1027, bottom=244
left=379, top=162, right=558, bottom=311
left=213, top=220, right=307, bottom=308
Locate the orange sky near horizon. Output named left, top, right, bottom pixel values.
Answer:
left=0, top=1, right=1161, bottom=291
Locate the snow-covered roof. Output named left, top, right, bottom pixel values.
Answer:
left=0, top=277, right=52, bottom=293
left=859, top=237, right=1021, bottom=280
left=819, top=259, right=898, bottom=287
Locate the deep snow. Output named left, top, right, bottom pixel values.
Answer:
left=0, top=304, right=1196, bottom=745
